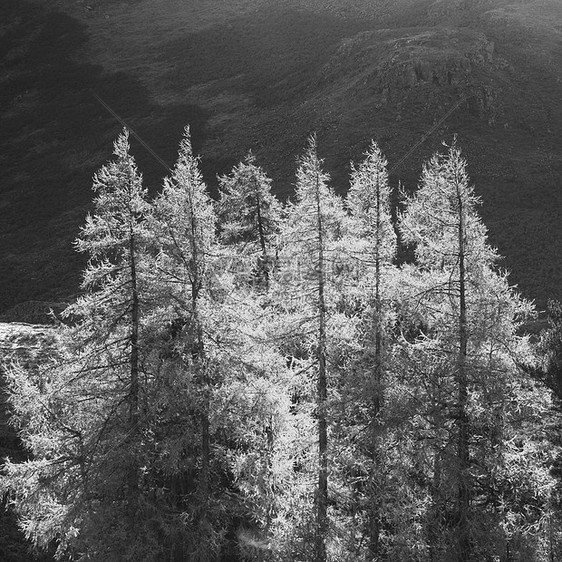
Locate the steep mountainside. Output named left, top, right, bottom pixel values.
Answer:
left=1, top=0, right=561, bottom=313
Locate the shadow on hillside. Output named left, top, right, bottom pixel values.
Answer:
left=0, top=0, right=209, bottom=315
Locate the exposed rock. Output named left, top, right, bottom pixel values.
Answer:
left=319, top=26, right=502, bottom=123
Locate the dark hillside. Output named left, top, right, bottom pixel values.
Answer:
left=1, top=0, right=561, bottom=313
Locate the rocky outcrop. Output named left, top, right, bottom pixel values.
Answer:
left=377, top=28, right=494, bottom=89
left=0, top=323, right=54, bottom=368
left=320, top=26, right=502, bottom=124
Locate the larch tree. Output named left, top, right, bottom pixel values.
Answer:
left=218, top=152, right=283, bottom=288
left=343, top=140, right=398, bottom=560
left=273, top=134, right=347, bottom=562
left=1, top=128, right=155, bottom=559
left=399, top=141, right=543, bottom=561
left=147, top=126, right=221, bottom=559
left=149, top=127, right=293, bottom=560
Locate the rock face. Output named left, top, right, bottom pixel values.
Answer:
left=379, top=29, right=494, bottom=89
left=319, top=26, right=502, bottom=123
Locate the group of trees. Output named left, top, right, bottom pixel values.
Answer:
left=1, top=128, right=561, bottom=561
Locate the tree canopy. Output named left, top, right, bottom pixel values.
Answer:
left=1, top=131, right=560, bottom=562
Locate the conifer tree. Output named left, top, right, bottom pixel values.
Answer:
left=403, top=143, right=474, bottom=561
left=274, top=134, right=347, bottom=562
left=1, top=129, right=155, bottom=558
left=345, top=141, right=397, bottom=422
left=147, top=126, right=217, bottom=557
left=399, top=141, right=538, bottom=561
left=218, top=152, right=283, bottom=287
left=343, top=140, right=398, bottom=560
left=60, top=127, right=153, bottom=552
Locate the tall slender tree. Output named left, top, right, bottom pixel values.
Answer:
left=1, top=129, right=154, bottom=558
left=147, top=126, right=221, bottom=559
left=399, top=141, right=537, bottom=561
left=344, top=140, right=398, bottom=560
left=63, top=127, right=152, bottom=548
left=274, top=134, right=347, bottom=562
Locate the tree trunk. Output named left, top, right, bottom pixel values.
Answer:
left=128, top=226, right=140, bottom=525
left=187, top=185, right=210, bottom=519
left=315, top=167, right=328, bottom=562
left=456, top=180, right=470, bottom=562
left=254, top=187, right=270, bottom=288
left=368, top=170, right=384, bottom=561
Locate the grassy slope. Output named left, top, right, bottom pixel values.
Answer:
left=1, top=0, right=561, bottom=314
